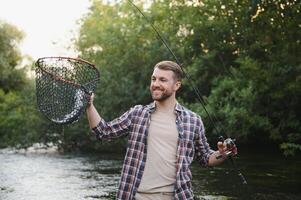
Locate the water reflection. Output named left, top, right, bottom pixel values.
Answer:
left=0, top=151, right=122, bottom=200
left=0, top=149, right=300, bottom=200
left=191, top=152, right=301, bottom=200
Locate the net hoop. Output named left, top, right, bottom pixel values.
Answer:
left=35, top=56, right=100, bottom=124
left=36, top=56, right=100, bottom=92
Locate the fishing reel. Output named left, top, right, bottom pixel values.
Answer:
left=216, top=136, right=247, bottom=184
left=216, top=136, right=237, bottom=159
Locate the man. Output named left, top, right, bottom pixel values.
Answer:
left=86, top=61, right=236, bottom=200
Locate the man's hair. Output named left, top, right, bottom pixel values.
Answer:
left=154, top=61, right=183, bottom=81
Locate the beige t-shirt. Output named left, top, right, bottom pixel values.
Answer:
left=136, top=107, right=178, bottom=199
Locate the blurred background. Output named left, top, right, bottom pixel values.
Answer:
left=0, top=0, right=300, bottom=199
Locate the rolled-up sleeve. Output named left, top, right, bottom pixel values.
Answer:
left=194, top=117, right=214, bottom=166
left=91, top=107, right=134, bottom=140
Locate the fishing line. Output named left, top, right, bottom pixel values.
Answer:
left=127, top=0, right=226, bottom=136
left=128, top=0, right=247, bottom=185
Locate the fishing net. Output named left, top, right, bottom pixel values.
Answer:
left=35, top=57, right=100, bottom=124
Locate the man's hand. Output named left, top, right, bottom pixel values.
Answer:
left=86, top=93, right=95, bottom=108
left=217, top=138, right=238, bottom=159
left=209, top=138, right=238, bottom=166
left=86, top=93, right=102, bottom=129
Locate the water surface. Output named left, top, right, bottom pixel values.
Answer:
left=0, top=149, right=300, bottom=200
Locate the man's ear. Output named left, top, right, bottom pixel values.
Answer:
left=175, top=81, right=181, bottom=91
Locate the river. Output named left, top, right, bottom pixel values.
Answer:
left=0, top=148, right=300, bottom=200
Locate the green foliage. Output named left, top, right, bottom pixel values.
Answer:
left=0, top=83, right=42, bottom=148
left=179, top=0, right=300, bottom=155
left=1, top=0, right=300, bottom=156
left=0, top=21, right=27, bottom=92
left=0, top=21, right=47, bottom=148
left=73, top=0, right=300, bottom=155
left=75, top=1, right=161, bottom=119
left=280, top=142, right=301, bottom=157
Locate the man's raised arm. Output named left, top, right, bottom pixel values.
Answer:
left=86, top=93, right=101, bottom=129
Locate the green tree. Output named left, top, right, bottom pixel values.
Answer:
left=0, top=21, right=27, bottom=92
left=0, top=82, right=44, bottom=148
left=167, top=0, right=301, bottom=155
left=72, top=0, right=300, bottom=155
left=0, top=21, right=46, bottom=148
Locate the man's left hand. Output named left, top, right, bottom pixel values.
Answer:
left=217, top=138, right=237, bottom=159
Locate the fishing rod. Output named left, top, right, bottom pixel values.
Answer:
left=128, top=0, right=247, bottom=185
left=128, top=0, right=224, bottom=135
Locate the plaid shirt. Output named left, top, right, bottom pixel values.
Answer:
left=92, top=102, right=214, bottom=200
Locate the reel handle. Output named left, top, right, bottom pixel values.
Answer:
left=216, top=136, right=237, bottom=159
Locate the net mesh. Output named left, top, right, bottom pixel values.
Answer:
left=35, top=57, right=100, bottom=124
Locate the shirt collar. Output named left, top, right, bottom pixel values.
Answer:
left=147, top=101, right=184, bottom=114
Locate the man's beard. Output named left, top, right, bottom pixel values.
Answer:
left=150, top=88, right=173, bottom=102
